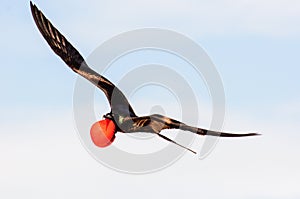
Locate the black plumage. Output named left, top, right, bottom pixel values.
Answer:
left=30, top=2, right=259, bottom=154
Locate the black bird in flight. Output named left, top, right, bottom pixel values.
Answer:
left=30, top=2, right=259, bottom=154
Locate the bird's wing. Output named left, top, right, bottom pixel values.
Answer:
left=123, top=114, right=259, bottom=154
left=30, top=2, right=136, bottom=117
left=120, top=116, right=197, bottom=154
left=126, top=114, right=259, bottom=137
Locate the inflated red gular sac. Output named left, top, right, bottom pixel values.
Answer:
left=90, top=119, right=116, bottom=147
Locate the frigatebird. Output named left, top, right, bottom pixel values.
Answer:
left=30, top=2, right=259, bottom=154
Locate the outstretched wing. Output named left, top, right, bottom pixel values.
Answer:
left=30, top=2, right=136, bottom=117
left=126, top=114, right=259, bottom=137
left=123, top=114, right=259, bottom=154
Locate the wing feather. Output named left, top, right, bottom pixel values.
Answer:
left=129, top=114, right=259, bottom=137
left=30, top=2, right=136, bottom=117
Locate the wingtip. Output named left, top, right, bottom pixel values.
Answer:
left=29, top=1, right=39, bottom=26
left=243, top=132, right=262, bottom=137
left=217, top=131, right=262, bottom=137
left=30, top=1, right=36, bottom=14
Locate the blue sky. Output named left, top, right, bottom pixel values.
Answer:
left=1, top=0, right=300, bottom=198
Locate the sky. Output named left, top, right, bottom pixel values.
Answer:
left=1, top=0, right=300, bottom=198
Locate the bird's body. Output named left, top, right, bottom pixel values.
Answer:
left=30, top=1, right=259, bottom=154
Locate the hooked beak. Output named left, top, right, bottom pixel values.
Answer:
left=103, top=113, right=113, bottom=120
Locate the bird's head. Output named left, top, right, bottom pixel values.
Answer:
left=90, top=115, right=116, bottom=148
left=103, top=112, right=114, bottom=120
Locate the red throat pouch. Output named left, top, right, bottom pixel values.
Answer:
left=90, top=119, right=116, bottom=147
